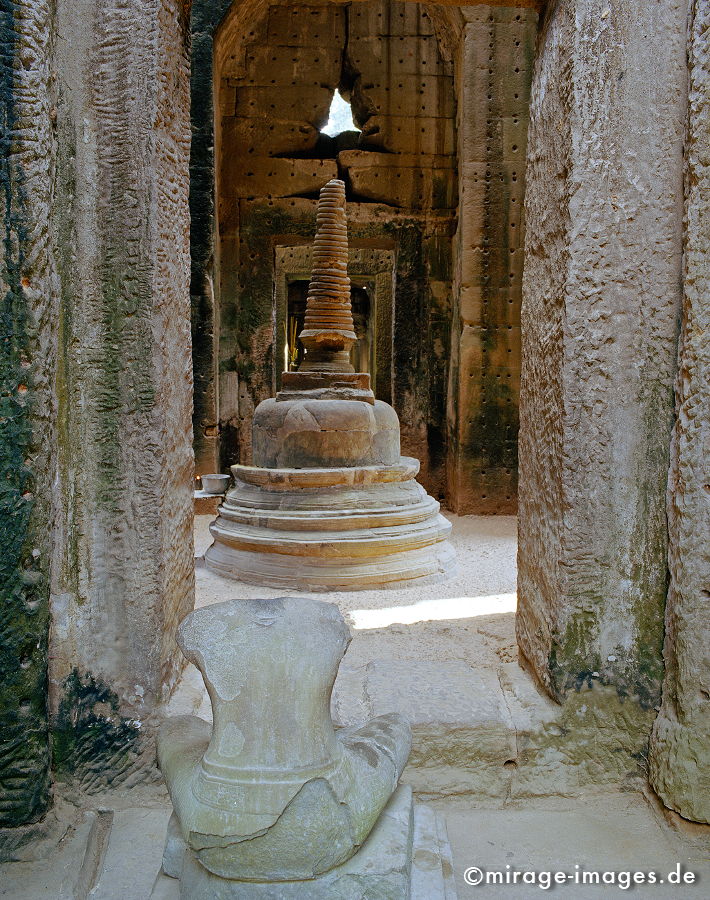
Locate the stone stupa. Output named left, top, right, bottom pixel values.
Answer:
left=205, top=179, right=455, bottom=590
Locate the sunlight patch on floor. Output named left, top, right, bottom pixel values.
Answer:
left=348, top=592, right=517, bottom=629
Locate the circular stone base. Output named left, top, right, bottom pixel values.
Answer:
left=204, top=458, right=456, bottom=591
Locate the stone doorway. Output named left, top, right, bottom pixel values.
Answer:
left=1, top=0, right=702, bottom=843
left=190, top=0, right=533, bottom=510
left=284, top=281, right=371, bottom=379
left=185, top=0, right=703, bottom=829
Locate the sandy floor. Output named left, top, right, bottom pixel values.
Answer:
left=194, top=510, right=518, bottom=626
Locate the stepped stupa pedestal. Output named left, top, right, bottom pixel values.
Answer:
left=205, top=179, right=455, bottom=590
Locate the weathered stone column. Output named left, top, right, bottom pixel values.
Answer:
left=0, top=0, right=57, bottom=826
left=649, top=0, right=710, bottom=825
left=48, top=0, right=194, bottom=787
left=516, top=0, right=687, bottom=705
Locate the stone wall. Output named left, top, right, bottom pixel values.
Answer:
left=190, top=0, right=234, bottom=476
left=1, top=0, right=194, bottom=827
left=0, top=0, right=57, bottom=826
left=649, top=0, right=710, bottom=825
left=516, top=0, right=687, bottom=706
left=47, top=0, right=194, bottom=791
left=448, top=4, right=536, bottom=514
left=208, top=0, right=457, bottom=499
left=273, top=245, right=395, bottom=394
left=192, top=0, right=540, bottom=510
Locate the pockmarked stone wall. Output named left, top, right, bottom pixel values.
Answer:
left=649, top=0, right=710, bottom=825
left=48, top=0, right=194, bottom=791
left=190, top=0, right=234, bottom=476
left=0, top=0, right=56, bottom=826
left=193, top=0, right=457, bottom=501
left=517, top=0, right=687, bottom=706
left=448, top=4, right=536, bottom=514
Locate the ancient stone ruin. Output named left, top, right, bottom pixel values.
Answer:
left=1, top=1, right=709, bottom=895
left=156, top=595, right=452, bottom=896
left=205, top=179, right=456, bottom=590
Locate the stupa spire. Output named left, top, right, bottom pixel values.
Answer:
left=298, top=179, right=356, bottom=372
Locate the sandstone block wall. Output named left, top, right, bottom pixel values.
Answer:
left=649, top=0, right=710, bottom=825
left=448, top=5, right=536, bottom=514
left=516, top=0, right=687, bottom=706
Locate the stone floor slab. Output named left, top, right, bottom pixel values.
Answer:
left=334, top=657, right=517, bottom=798
left=443, top=794, right=710, bottom=899
left=411, top=803, right=458, bottom=899
left=0, top=810, right=96, bottom=899
left=90, top=808, right=172, bottom=900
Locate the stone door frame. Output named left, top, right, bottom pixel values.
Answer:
left=273, top=245, right=395, bottom=401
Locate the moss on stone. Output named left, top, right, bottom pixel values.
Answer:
left=514, top=683, right=657, bottom=796
left=54, top=116, right=82, bottom=600
left=52, top=670, right=142, bottom=789
left=0, top=1, right=51, bottom=826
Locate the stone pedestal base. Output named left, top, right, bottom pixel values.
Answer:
left=152, top=786, right=457, bottom=899
left=204, top=458, right=456, bottom=591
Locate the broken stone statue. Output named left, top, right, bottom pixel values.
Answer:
left=156, top=595, right=414, bottom=898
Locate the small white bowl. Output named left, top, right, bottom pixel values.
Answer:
left=200, top=474, right=231, bottom=495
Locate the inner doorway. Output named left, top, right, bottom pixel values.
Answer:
left=285, top=281, right=374, bottom=377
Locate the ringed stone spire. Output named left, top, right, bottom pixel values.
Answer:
left=299, top=178, right=356, bottom=371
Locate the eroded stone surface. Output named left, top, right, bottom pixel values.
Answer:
left=335, top=658, right=516, bottom=799
left=205, top=465, right=455, bottom=591
left=46, top=0, right=195, bottom=797
left=252, top=398, right=400, bottom=468
left=174, top=786, right=415, bottom=899
left=1, top=0, right=195, bottom=822
left=153, top=787, right=462, bottom=899
left=516, top=0, right=687, bottom=706
left=0, top=0, right=56, bottom=825
left=649, top=0, right=710, bottom=825
left=158, top=596, right=411, bottom=883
